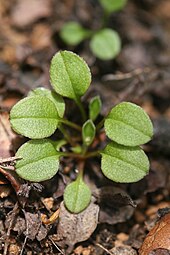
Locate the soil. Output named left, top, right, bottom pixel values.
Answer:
left=0, top=0, right=170, bottom=254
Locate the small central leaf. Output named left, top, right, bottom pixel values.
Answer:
left=101, top=142, right=149, bottom=183
left=10, top=95, right=59, bottom=139
left=50, top=51, right=91, bottom=100
left=64, top=175, right=91, bottom=213
left=16, top=139, right=60, bottom=182
left=82, top=120, right=96, bottom=146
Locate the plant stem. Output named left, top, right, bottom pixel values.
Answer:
left=59, top=119, right=82, bottom=131
left=75, top=97, right=87, bottom=122
left=59, top=150, right=101, bottom=159
left=96, top=118, right=105, bottom=130
left=58, top=125, right=76, bottom=147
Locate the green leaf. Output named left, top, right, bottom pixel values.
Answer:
left=89, top=96, right=102, bottom=121
left=64, top=174, right=91, bottom=213
left=50, top=51, right=91, bottom=100
left=101, top=142, right=149, bottom=183
left=104, top=102, right=153, bottom=146
left=28, top=87, right=65, bottom=118
left=16, top=139, right=60, bottom=182
left=82, top=120, right=96, bottom=146
left=60, top=22, right=91, bottom=46
left=10, top=95, right=59, bottom=139
left=99, top=0, right=127, bottom=13
left=90, top=29, right=121, bottom=60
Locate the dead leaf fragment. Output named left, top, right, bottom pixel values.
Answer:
left=57, top=201, right=99, bottom=248
left=139, top=212, right=170, bottom=255
left=0, top=112, right=16, bottom=157
left=11, top=0, right=52, bottom=27
left=110, top=245, right=137, bottom=255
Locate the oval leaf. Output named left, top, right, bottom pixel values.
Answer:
left=101, top=142, right=149, bottom=183
left=99, top=0, right=127, bottom=13
left=104, top=102, right=153, bottom=146
left=89, top=96, right=102, bottom=121
left=10, top=95, right=59, bottom=139
left=16, top=139, right=60, bottom=182
left=82, top=120, right=96, bottom=146
left=64, top=175, right=91, bottom=213
left=50, top=51, right=91, bottom=100
left=60, top=22, right=90, bottom=46
left=29, top=87, right=65, bottom=118
left=90, top=29, right=121, bottom=60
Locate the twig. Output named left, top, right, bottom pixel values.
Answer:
left=19, top=236, right=28, bottom=255
left=102, top=67, right=153, bottom=81
left=95, top=242, right=113, bottom=255
left=49, top=236, right=65, bottom=255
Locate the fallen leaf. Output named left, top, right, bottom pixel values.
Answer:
left=149, top=249, right=170, bottom=255
left=0, top=112, right=16, bottom=157
left=139, top=212, right=170, bottom=255
left=110, top=245, right=137, bottom=255
left=23, top=212, right=41, bottom=240
left=57, top=201, right=99, bottom=249
left=95, top=186, right=135, bottom=224
left=11, top=0, right=52, bottom=27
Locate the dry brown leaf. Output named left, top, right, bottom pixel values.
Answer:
left=110, top=245, right=137, bottom=255
left=139, top=213, right=170, bottom=255
left=11, top=0, right=52, bottom=27
left=57, top=201, right=99, bottom=248
left=0, top=112, right=16, bottom=157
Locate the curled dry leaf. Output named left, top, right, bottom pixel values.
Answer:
left=57, top=201, right=99, bottom=249
left=139, top=212, right=170, bottom=255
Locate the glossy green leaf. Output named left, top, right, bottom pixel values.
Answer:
left=89, top=96, right=102, bottom=121
left=16, top=139, right=60, bottom=182
left=104, top=102, right=153, bottom=146
left=82, top=120, right=96, bottom=146
left=10, top=95, right=59, bottom=139
left=29, top=87, right=65, bottom=118
left=99, top=0, right=127, bottom=13
left=90, top=29, right=121, bottom=60
left=101, top=142, right=149, bottom=183
left=64, top=174, right=91, bottom=213
left=50, top=51, right=91, bottom=100
left=60, top=22, right=90, bottom=46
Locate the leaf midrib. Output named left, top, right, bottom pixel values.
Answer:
left=106, top=117, right=150, bottom=138
left=102, top=150, right=146, bottom=172
left=60, top=52, right=77, bottom=100
left=17, top=153, right=59, bottom=169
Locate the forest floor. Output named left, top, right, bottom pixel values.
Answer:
left=0, top=0, right=170, bottom=254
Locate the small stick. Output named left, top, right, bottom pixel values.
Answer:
left=49, top=236, right=65, bottom=255
left=0, top=156, right=22, bottom=165
left=95, top=243, right=113, bottom=255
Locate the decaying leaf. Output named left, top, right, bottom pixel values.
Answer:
left=110, top=245, right=137, bottom=255
left=95, top=186, right=136, bottom=224
left=0, top=112, right=16, bottom=157
left=57, top=201, right=99, bottom=249
left=139, top=212, right=170, bottom=255
left=23, top=212, right=47, bottom=241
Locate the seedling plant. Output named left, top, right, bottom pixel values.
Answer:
left=10, top=50, right=153, bottom=213
left=60, top=0, right=127, bottom=60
